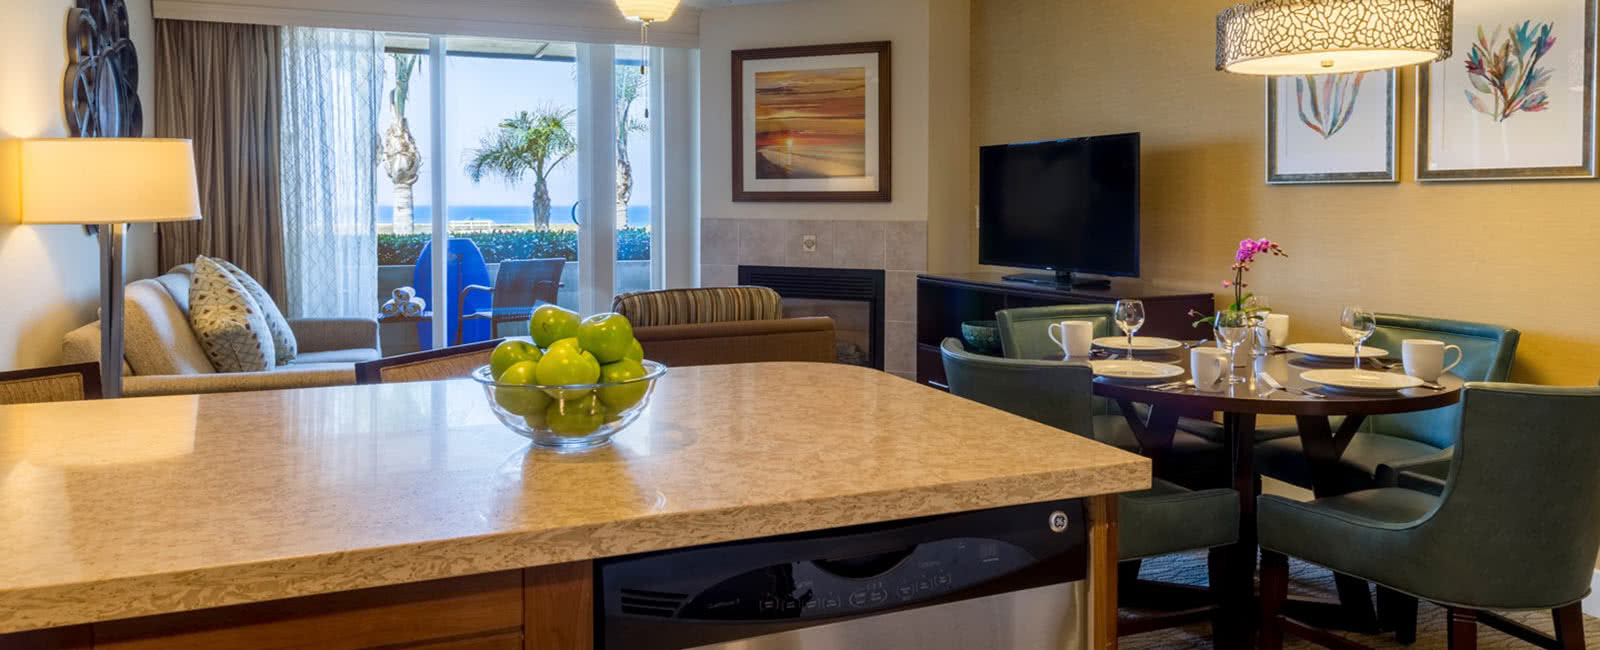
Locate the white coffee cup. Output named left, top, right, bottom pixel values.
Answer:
left=1191, top=348, right=1230, bottom=390
left=1402, top=339, right=1462, bottom=382
left=1264, top=313, right=1290, bottom=347
left=1049, top=320, right=1095, bottom=358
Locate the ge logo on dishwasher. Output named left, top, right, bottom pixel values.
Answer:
left=1048, top=511, right=1070, bottom=533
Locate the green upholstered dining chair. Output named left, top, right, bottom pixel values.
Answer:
left=940, top=338, right=1244, bottom=647
left=1258, top=384, right=1600, bottom=650
left=997, top=304, right=1227, bottom=488
left=1253, top=313, right=1520, bottom=494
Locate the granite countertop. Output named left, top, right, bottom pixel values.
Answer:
left=0, top=362, right=1149, bottom=633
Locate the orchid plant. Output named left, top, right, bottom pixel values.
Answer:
left=1190, top=237, right=1287, bottom=328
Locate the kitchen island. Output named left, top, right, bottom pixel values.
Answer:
left=0, top=362, right=1149, bottom=649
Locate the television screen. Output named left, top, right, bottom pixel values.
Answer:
left=978, top=133, right=1140, bottom=279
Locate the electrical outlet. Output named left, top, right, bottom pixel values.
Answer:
left=802, top=234, right=818, bottom=253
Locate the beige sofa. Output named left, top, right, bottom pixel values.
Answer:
left=62, top=265, right=381, bottom=397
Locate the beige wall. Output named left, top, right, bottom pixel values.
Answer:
left=972, top=0, right=1600, bottom=387
left=0, top=0, right=160, bottom=371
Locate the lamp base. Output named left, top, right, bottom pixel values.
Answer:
left=99, top=223, right=125, bottom=399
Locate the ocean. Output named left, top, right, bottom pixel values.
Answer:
left=379, top=205, right=652, bottom=229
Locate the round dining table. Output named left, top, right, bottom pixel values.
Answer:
left=1051, top=346, right=1465, bottom=633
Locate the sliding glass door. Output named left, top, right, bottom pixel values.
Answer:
left=376, top=33, right=659, bottom=351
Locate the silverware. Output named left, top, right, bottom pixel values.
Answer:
left=1183, top=339, right=1212, bottom=349
left=1369, top=359, right=1403, bottom=371
left=1259, top=370, right=1326, bottom=399
left=1419, top=381, right=1447, bottom=391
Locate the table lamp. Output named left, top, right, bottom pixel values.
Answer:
left=16, top=138, right=203, bottom=398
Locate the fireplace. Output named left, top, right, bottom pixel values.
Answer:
left=738, top=266, right=885, bottom=370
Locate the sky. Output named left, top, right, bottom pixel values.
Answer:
left=377, top=49, right=652, bottom=214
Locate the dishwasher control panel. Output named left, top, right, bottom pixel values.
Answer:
left=600, top=498, right=1087, bottom=649
left=677, top=536, right=1032, bottom=621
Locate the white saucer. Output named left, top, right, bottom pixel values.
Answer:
left=1092, top=336, right=1184, bottom=353
left=1287, top=343, right=1390, bottom=363
left=1091, top=360, right=1185, bottom=384
left=1300, top=369, right=1423, bottom=395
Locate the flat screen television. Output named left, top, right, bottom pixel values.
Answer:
left=978, top=132, right=1140, bottom=288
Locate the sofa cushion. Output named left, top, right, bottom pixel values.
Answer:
left=210, top=257, right=297, bottom=365
left=290, top=349, right=382, bottom=365
left=152, top=271, right=193, bottom=317
left=124, top=279, right=216, bottom=376
left=189, top=257, right=276, bottom=373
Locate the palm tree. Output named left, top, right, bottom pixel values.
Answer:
left=381, top=54, right=422, bottom=235
left=615, top=66, right=649, bottom=230
left=465, top=107, right=577, bottom=231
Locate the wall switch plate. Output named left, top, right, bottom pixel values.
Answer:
left=802, top=235, right=818, bottom=252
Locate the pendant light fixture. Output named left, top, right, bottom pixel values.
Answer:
left=1217, top=0, right=1453, bottom=76
left=616, top=0, right=681, bottom=44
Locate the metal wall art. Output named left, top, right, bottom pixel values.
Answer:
left=65, top=0, right=143, bottom=138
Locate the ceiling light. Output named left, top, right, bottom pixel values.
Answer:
left=1217, top=0, right=1453, bottom=76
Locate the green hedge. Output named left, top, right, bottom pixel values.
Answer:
left=378, top=228, right=650, bottom=266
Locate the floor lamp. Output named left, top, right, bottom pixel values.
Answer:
left=16, top=139, right=203, bottom=398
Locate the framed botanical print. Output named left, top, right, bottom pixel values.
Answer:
left=732, top=41, right=891, bottom=202
left=1419, top=0, right=1598, bottom=181
left=1266, top=70, right=1398, bottom=184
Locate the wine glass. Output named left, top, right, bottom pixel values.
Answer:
left=1215, top=310, right=1251, bottom=384
left=1113, top=300, right=1146, bottom=359
left=1340, top=305, right=1377, bottom=370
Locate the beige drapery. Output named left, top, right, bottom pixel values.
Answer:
left=154, top=19, right=286, bottom=305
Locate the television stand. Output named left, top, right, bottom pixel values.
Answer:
left=1001, top=271, right=1112, bottom=290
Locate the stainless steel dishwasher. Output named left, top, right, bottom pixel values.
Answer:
left=598, top=499, right=1088, bottom=650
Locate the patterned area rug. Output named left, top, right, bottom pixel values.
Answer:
left=1121, top=551, right=1600, bottom=649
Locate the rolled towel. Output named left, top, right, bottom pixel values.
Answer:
left=392, top=286, right=417, bottom=302
left=380, top=299, right=402, bottom=317
left=401, top=297, right=425, bottom=317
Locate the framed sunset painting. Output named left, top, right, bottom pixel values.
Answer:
left=1419, top=0, right=1598, bottom=181
left=1266, top=70, right=1398, bottom=184
left=732, top=41, right=891, bottom=202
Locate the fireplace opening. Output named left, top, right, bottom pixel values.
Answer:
left=738, top=266, right=885, bottom=370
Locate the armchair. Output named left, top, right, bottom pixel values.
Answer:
left=1258, top=384, right=1600, bottom=650
left=940, top=339, right=1245, bottom=648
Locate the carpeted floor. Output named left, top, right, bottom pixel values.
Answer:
left=1120, top=551, right=1600, bottom=649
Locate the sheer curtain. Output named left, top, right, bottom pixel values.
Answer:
left=279, top=26, right=382, bottom=318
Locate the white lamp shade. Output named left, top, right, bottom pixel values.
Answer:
left=1217, top=0, right=1453, bottom=76
left=615, top=0, right=680, bottom=22
left=18, top=138, right=203, bottom=225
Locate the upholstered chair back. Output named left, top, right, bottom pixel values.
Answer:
left=0, top=363, right=102, bottom=405
left=996, top=304, right=1117, bottom=361
left=1365, top=314, right=1520, bottom=448
left=355, top=339, right=501, bottom=385
left=1417, top=384, right=1600, bottom=609
left=940, top=338, right=1095, bottom=439
left=611, top=287, right=783, bottom=327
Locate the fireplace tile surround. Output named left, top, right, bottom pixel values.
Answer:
left=702, top=218, right=927, bottom=379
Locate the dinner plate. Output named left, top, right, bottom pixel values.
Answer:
left=1092, top=336, right=1184, bottom=353
left=1091, top=360, right=1185, bottom=384
left=1286, top=343, right=1390, bottom=363
left=1300, top=369, right=1423, bottom=395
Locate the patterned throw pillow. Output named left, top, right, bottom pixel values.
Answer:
left=210, top=257, right=297, bottom=364
left=189, top=256, right=277, bottom=373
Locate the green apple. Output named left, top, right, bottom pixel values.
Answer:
left=546, top=394, right=606, bottom=436
left=493, top=361, right=552, bottom=416
left=624, top=338, right=644, bottom=362
left=577, top=313, right=635, bottom=364
left=490, top=340, right=542, bottom=380
left=546, top=337, right=582, bottom=354
left=535, top=345, right=602, bottom=396
left=529, top=305, right=581, bottom=348
left=597, top=358, right=650, bottom=411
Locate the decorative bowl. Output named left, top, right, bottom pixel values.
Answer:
left=961, top=320, right=1003, bottom=354
left=471, top=361, right=667, bottom=451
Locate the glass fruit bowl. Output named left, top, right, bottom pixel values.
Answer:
left=471, top=360, right=667, bottom=451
